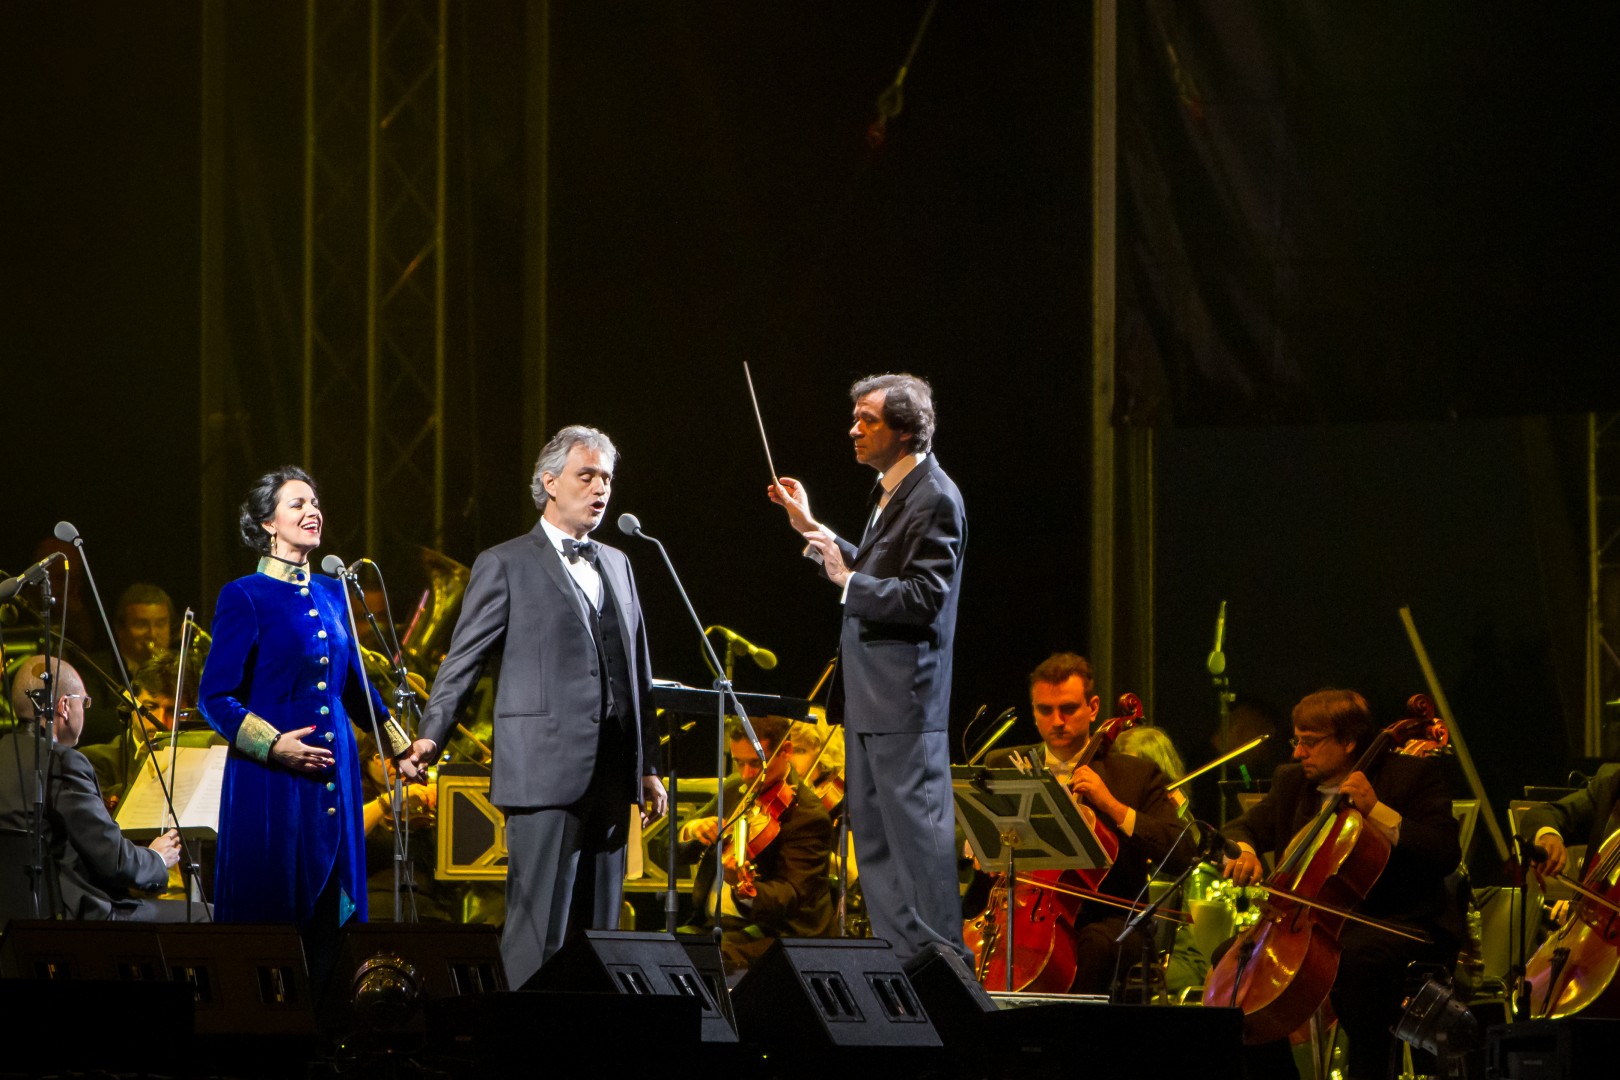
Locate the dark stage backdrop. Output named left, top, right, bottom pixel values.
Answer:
left=2, top=2, right=1609, bottom=882
left=1117, top=1, right=1620, bottom=424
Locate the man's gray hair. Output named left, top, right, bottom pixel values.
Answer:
left=530, top=425, right=619, bottom=510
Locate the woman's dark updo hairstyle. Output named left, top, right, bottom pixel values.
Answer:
left=237, top=465, right=317, bottom=555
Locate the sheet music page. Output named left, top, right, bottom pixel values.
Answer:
left=115, top=746, right=229, bottom=833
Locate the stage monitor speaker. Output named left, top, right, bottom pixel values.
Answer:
left=676, top=933, right=740, bottom=1035
left=155, top=923, right=318, bottom=1038
left=321, top=922, right=506, bottom=1032
left=526, top=929, right=733, bottom=1043
left=731, top=937, right=941, bottom=1049
left=902, top=942, right=996, bottom=1046
left=0, top=919, right=165, bottom=981
left=1487, top=1017, right=1620, bottom=1079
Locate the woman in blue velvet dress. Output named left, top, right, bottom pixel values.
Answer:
left=199, top=465, right=387, bottom=984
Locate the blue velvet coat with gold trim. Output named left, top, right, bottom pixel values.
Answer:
left=199, top=565, right=385, bottom=924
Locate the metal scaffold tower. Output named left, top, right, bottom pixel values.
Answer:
left=1588, top=411, right=1620, bottom=758
left=304, top=0, right=447, bottom=563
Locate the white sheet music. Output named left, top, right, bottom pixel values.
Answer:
left=115, top=745, right=229, bottom=836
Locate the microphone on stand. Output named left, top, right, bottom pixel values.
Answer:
left=706, top=626, right=778, bottom=670
left=0, top=552, right=65, bottom=601
left=53, top=520, right=210, bottom=921
left=616, top=512, right=765, bottom=761
left=1206, top=600, right=1227, bottom=676
left=967, top=708, right=1020, bottom=766
left=324, top=553, right=414, bottom=760
left=1193, top=820, right=1244, bottom=862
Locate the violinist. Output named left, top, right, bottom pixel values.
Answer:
left=1219, top=689, right=1461, bottom=1080
left=676, top=714, right=836, bottom=974
left=982, top=653, right=1193, bottom=995
left=787, top=718, right=845, bottom=819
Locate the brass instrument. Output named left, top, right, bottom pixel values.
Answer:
left=400, top=547, right=469, bottom=681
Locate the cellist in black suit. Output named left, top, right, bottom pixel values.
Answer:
left=1219, top=689, right=1461, bottom=1080
left=1519, top=762, right=1620, bottom=882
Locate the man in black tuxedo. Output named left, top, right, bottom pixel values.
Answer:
left=676, top=714, right=835, bottom=974
left=984, top=653, right=1193, bottom=994
left=402, top=425, right=667, bottom=987
left=769, top=372, right=969, bottom=964
left=1, top=656, right=182, bottom=922
left=1519, top=762, right=1620, bottom=882
left=1220, top=689, right=1461, bottom=1080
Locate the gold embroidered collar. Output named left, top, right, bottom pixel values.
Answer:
left=256, top=555, right=311, bottom=586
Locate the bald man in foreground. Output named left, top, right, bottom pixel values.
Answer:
left=1, top=656, right=182, bottom=920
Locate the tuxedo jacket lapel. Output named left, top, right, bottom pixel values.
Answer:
left=855, top=457, right=934, bottom=562
left=528, top=527, right=591, bottom=632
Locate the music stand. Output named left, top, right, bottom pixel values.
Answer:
left=951, top=764, right=1112, bottom=993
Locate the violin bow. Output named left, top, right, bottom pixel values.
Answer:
left=1251, top=883, right=1431, bottom=944
left=1012, top=873, right=1192, bottom=924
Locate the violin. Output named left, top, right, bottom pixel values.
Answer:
left=1522, top=815, right=1620, bottom=1019
left=720, top=775, right=798, bottom=897
left=963, top=693, right=1144, bottom=993
left=1201, top=696, right=1449, bottom=1044
left=811, top=770, right=845, bottom=814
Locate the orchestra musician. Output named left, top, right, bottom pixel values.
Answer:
left=676, top=714, right=835, bottom=974
left=1218, top=689, right=1462, bottom=1080
left=82, top=652, right=190, bottom=810
left=1, top=656, right=183, bottom=921
left=787, top=717, right=845, bottom=818
left=400, top=425, right=668, bottom=988
left=983, top=653, right=1193, bottom=995
left=199, top=465, right=388, bottom=991
left=80, top=582, right=176, bottom=745
left=767, top=372, right=970, bottom=966
left=1518, top=762, right=1620, bottom=883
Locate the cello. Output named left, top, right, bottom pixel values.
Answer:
left=1201, top=697, right=1449, bottom=1044
left=1522, top=813, right=1620, bottom=1018
left=962, top=693, right=1145, bottom=992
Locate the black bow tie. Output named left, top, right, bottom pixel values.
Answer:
left=563, top=539, right=599, bottom=565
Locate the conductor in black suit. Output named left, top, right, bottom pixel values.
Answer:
left=769, top=372, right=969, bottom=964
left=401, top=425, right=668, bottom=987
left=1220, top=689, right=1461, bottom=1080
left=1, top=656, right=182, bottom=922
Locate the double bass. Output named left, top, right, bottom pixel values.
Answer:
left=962, top=693, right=1145, bottom=993
left=1201, top=697, right=1449, bottom=1043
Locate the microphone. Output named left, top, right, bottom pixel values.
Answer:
left=967, top=708, right=1020, bottom=766
left=617, top=513, right=642, bottom=538
left=1206, top=600, right=1227, bottom=676
left=320, top=554, right=353, bottom=579
left=1515, top=835, right=1549, bottom=865
left=1195, top=820, right=1243, bottom=861
left=0, top=551, right=65, bottom=601
left=54, top=520, right=81, bottom=545
left=708, top=626, right=777, bottom=670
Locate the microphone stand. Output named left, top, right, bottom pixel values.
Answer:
left=26, top=567, right=65, bottom=919
left=58, top=526, right=211, bottom=920
left=1208, top=601, right=1235, bottom=825
left=331, top=559, right=419, bottom=923
left=1510, top=835, right=1538, bottom=1022
left=620, top=516, right=764, bottom=937
left=1113, top=817, right=1203, bottom=1004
